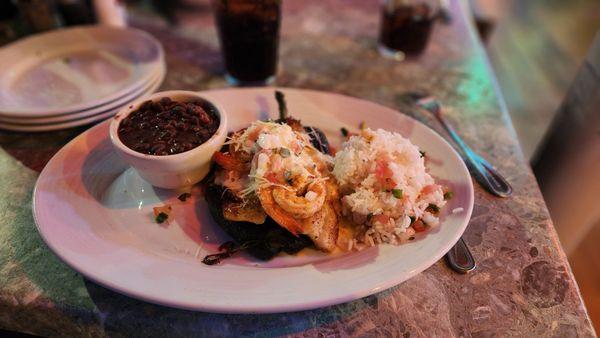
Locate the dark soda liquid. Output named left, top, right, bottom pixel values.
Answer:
left=379, top=4, right=434, bottom=55
left=214, top=0, right=281, bottom=83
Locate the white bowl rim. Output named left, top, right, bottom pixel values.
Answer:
left=109, top=90, right=228, bottom=161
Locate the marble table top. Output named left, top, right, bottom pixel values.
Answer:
left=0, top=0, right=595, bottom=336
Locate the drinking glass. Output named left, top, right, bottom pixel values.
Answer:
left=378, top=0, right=440, bottom=61
left=213, top=0, right=281, bottom=85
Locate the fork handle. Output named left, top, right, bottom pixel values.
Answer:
left=467, top=150, right=513, bottom=197
left=445, top=237, right=476, bottom=273
left=438, top=117, right=513, bottom=197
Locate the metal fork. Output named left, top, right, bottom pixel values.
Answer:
left=416, top=97, right=513, bottom=197
left=415, top=97, right=512, bottom=273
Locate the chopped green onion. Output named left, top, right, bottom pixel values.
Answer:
left=341, top=127, right=349, bottom=137
left=443, top=191, right=454, bottom=200
left=279, top=147, right=291, bottom=158
left=155, top=212, right=168, bottom=224
left=419, top=151, right=426, bottom=158
left=392, top=189, right=403, bottom=199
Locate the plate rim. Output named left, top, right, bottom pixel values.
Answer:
left=0, top=65, right=165, bottom=127
left=0, top=62, right=164, bottom=121
left=0, top=68, right=164, bottom=132
left=32, top=87, right=474, bottom=313
left=0, top=26, right=164, bottom=117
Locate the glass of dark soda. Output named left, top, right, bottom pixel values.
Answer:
left=213, top=0, right=281, bottom=85
left=378, top=0, right=440, bottom=61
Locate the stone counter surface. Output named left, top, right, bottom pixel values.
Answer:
left=0, top=0, right=595, bottom=336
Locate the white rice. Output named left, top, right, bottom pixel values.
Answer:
left=333, top=128, right=446, bottom=248
left=452, top=207, right=464, bottom=214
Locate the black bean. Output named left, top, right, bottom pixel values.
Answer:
left=172, top=105, right=184, bottom=114
left=151, top=144, right=166, bottom=153
left=159, top=97, right=171, bottom=106
left=134, top=143, right=150, bottom=151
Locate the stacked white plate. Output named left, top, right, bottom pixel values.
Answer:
left=0, top=26, right=165, bottom=132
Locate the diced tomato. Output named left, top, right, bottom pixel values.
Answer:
left=375, top=159, right=396, bottom=190
left=265, top=172, right=280, bottom=184
left=213, top=151, right=247, bottom=171
left=328, top=145, right=337, bottom=156
left=385, top=178, right=397, bottom=190
left=290, top=141, right=302, bottom=155
left=153, top=205, right=171, bottom=216
left=372, top=214, right=390, bottom=225
left=271, top=155, right=283, bottom=172
left=247, top=127, right=262, bottom=142
left=375, top=159, right=391, bottom=179
left=412, top=219, right=427, bottom=232
left=421, top=184, right=440, bottom=195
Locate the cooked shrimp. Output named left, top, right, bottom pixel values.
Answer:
left=272, top=180, right=326, bottom=219
left=257, top=186, right=304, bottom=236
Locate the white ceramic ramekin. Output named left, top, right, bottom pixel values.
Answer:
left=109, top=90, right=227, bottom=189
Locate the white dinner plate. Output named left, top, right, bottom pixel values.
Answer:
left=0, top=26, right=163, bottom=117
left=0, top=69, right=163, bottom=132
left=33, top=88, right=474, bottom=313
left=0, top=65, right=165, bottom=125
